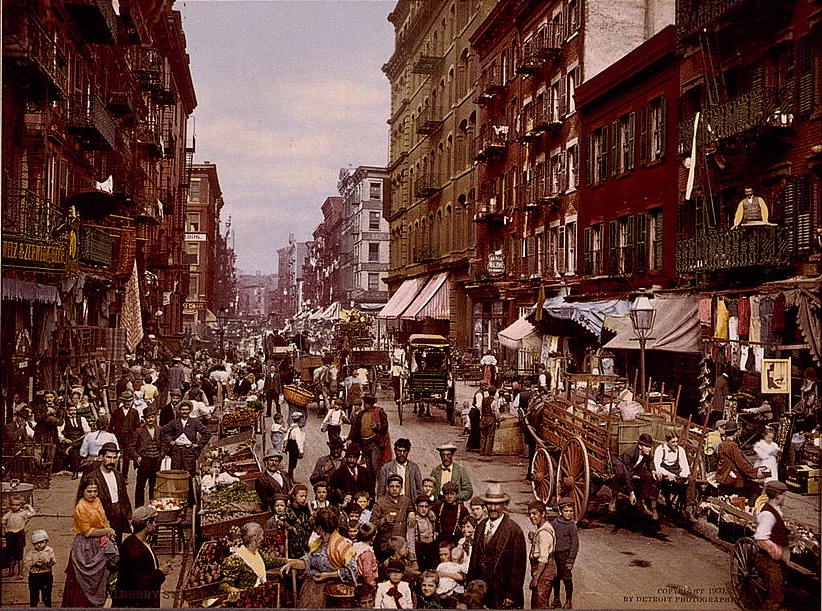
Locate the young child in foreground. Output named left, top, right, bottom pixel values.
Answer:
left=24, top=529, right=55, bottom=607
left=551, top=496, right=579, bottom=609
left=375, top=558, right=413, bottom=609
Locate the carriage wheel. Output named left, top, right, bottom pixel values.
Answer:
left=556, top=436, right=590, bottom=521
left=730, top=537, right=767, bottom=610
left=531, top=448, right=555, bottom=505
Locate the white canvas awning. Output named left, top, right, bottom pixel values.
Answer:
left=400, top=272, right=450, bottom=320
left=498, top=316, right=542, bottom=351
left=604, top=296, right=701, bottom=354
left=377, top=277, right=426, bottom=319
left=320, top=302, right=341, bottom=320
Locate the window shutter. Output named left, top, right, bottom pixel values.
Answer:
left=627, top=112, right=636, bottom=170
left=796, top=175, right=812, bottom=251
left=634, top=213, right=647, bottom=274
left=557, top=226, right=566, bottom=273
left=559, top=150, right=567, bottom=192
left=608, top=221, right=618, bottom=275
left=583, top=226, right=592, bottom=275
left=610, top=120, right=618, bottom=176
left=658, top=96, right=667, bottom=159
left=559, top=77, right=567, bottom=117
left=654, top=211, right=663, bottom=269
left=798, top=37, right=815, bottom=117
left=640, top=105, right=649, bottom=165
left=585, top=134, right=592, bottom=185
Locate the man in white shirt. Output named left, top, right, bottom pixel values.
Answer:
left=79, top=414, right=119, bottom=465
left=653, top=431, right=691, bottom=514
left=753, top=481, right=789, bottom=611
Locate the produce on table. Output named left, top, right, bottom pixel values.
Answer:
left=202, top=482, right=259, bottom=510
left=221, top=408, right=257, bottom=428
left=184, top=538, right=233, bottom=590
left=234, top=580, right=280, bottom=607
left=150, top=498, right=183, bottom=512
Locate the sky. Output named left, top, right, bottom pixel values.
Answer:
left=178, top=0, right=395, bottom=274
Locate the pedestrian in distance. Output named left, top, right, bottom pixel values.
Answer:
left=479, top=387, right=501, bottom=456
left=284, top=411, right=306, bottom=480
left=263, top=362, right=283, bottom=417
left=24, top=529, right=55, bottom=607
left=108, top=390, right=141, bottom=480
left=321, top=399, right=350, bottom=445
left=270, top=412, right=286, bottom=453
left=551, top=497, right=579, bottom=609
left=348, top=394, right=390, bottom=479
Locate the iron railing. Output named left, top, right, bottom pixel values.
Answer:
left=676, top=0, right=792, bottom=46
left=474, top=65, right=504, bottom=104
left=676, top=225, right=791, bottom=273
left=67, top=92, right=116, bottom=150
left=413, top=172, right=441, bottom=199
left=64, top=0, right=118, bottom=44
left=474, top=125, right=509, bottom=161
left=3, top=7, right=68, bottom=99
left=412, top=39, right=444, bottom=74
left=2, top=189, right=65, bottom=241
left=416, top=105, right=443, bottom=135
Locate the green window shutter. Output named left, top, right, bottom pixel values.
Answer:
left=634, top=213, right=647, bottom=274
left=640, top=105, right=649, bottom=165
left=627, top=112, right=636, bottom=170
left=585, top=134, right=592, bottom=185
left=658, top=96, right=667, bottom=159
left=583, top=226, right=592, bottom=275
left=610, top=120, right=618, bottom=176
left=608, top=221, right=618, bottom=275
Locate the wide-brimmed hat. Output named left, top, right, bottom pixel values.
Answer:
left=479, top=483, right=510, bottom=504
left=98, top=442, right=120, bottom=456
left=436, top=443, right=458, bottom=453
left=723, top=420, right=739, bottom=434
left=119, top=390, right=134, bottom=401
left=142, top=405, right=158, bottom=418
left=291, top=411, right=303, bottom=419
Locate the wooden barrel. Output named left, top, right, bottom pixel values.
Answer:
left=492, top=416, right=523, bottom=455
left=154, top=470, right=190, bottom=504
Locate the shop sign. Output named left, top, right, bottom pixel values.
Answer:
left=486, top=254, right=505, bottom=277
left=183, top=301, right=197, bottom=311
left=761, top=358, right=790, bottom=394
left=185, top=232, right=207, bottom=241
left=2, top=235, right=67, bottom=272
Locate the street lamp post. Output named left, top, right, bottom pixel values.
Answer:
left=218, top=307, right=229, bottom=360
left=629, top=294, right=656, bottom=400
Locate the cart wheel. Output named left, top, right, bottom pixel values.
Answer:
left=531, top=448, right=555, bottom=504
left=730, top=536, right=767, bottom=610
left=556, top=436, right=590, bottom=521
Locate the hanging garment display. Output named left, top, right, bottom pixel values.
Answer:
left=737, top=297, right=750, bottom=336
left=749, top=296, right=762, bottom=343
left=714, top=298, right=729, bottom=339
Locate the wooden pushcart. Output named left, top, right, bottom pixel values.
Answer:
left=401, top=334, right=455, bottom=426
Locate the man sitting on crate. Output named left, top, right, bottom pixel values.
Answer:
left=652, top=430, right=691, bottom=514
left=161, top=400, right=211, bottom=506
left=611, top=433, right=660, bottom=520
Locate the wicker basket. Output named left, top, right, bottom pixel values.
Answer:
left=283, top=384, right=314, bottom=407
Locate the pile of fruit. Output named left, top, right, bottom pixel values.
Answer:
left=234, top=580, right=280, bottom=607
left=202, top=483, right=260, bottom=510
left=200, top=506, right=260, bottom=526
left=184, top=538, right=233, bottom=590
left=149, top=498, right=183, bottom=515
left=221, top=408, right=257, bottom=428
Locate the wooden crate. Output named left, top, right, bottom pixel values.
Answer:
left=199, top=510, right=273, bottom=541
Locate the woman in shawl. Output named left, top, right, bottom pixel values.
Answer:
left=281, top=507, right=358, bottom=608
left=62, top=481, right=119, bottom=607
left=286, top=484, right=313, bottom=559
left=220, top=522, right=287, bottom=603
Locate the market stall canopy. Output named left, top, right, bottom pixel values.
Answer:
left=604, top=295, right=701, bottom=353
left=357, top=303, right=384, bottom=312
left=401, top=272, right=450, bottom=320
left=408, top=333, right=449, bottom=346
left=528, top=289, right=629, bottom=337
left=204, top=308, right=219, bottom=330
left=308, top=307, right=326, bottom=320
left=320, top=302, right=341, bottom=320
left=2, top=278, right=61, bottom=305
left=377, top=277, right=426, bottom=319
left=498, top=316, right=542, bottom=351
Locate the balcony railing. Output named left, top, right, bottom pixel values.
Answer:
left=78, top=224, right=115, bottom=267
left=108, top=70, right=144, bottom=122
left=2, top=189, right=65, bottom=241
left=412, top=39, right=444, bottom=74
left=416, top=105, right=443, bottom=135
left=413, top=172, right=441, bottom=199
left=64, top=0, right=118, bottom=44
left=3, top=7, right=68, bottom=101
left=67, top=93, right=116, bottom=150
left=675, top=225, right=791, bottom=273
left=474, top=65, right=504, bottom=104
left=676, top=0, right=792, bottom=46
left=516, top=26, right=559, bottom=75
left=473, top=196, right=506, bottom=224
left=136, top=120, right=163, bottom=158
left=524, top=99, right=562, bottom=140
left=133, top=47, right=163, bottom=91
left=474, top=125, right=508, bottom=161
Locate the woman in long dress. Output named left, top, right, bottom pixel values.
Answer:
left=62, top=481, right=119, bottom=607
left=281, top=507, right=358, bottom=608
left=752, top=426, right=781, bottom=482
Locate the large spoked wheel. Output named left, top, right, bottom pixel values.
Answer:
left=730, top=537, right=767, bottom=610
left=556, top=436, right=591, bottom=521
left=531, top=447, right=555, bottom=505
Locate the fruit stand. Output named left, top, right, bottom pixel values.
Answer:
left=219, top=402, right=260, bottom=438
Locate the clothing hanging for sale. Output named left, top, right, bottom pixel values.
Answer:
left=749, top=296, right=762, bottom=343
left=737, top=297, right=750, bottom=336
left=714, top=298, right=730, bottom=339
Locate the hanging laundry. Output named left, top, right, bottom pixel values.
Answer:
left=771, top=292, right=786, bottom=333
left=737, top=297, right=750, bottom=336
left=749, top=296, right=762, bottom=343
left=727, top=299, right=738, bottom=317
left=714, top=298, right=730, bottom=339
left=698, top=298, right=712, bottom=324
left=728, top=316, right=740, bottom=365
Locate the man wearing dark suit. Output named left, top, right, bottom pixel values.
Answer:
left=309, top=439, right=346, bottom=487
left=162, top=401, right=211, bottom=504
left=77, top=442, right=133, bottom=543
left=112, top=506, right=168, bottom=608
left=134, top=406, right=167, bottom=507
left=329, top=444, right=373, bottom=506
left=109, top=390, right=142, bottom=480
left=612, top=432, right=661, bottom=519
left=467, top=484, right=527, bottom=609
left=255, top=452, right=293, bottom=512
left=377, top=437, right=423, bottom=500
left=263, top=363, right=283, bottom=417
left=159, top=388, right=182, bottom=427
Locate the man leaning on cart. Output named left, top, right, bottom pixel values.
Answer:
left=753, top=480, right=790, bottom=611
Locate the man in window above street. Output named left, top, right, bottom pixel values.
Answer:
left=732, top=186, right=776, bottom=228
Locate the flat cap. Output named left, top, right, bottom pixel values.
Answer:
left=132, top=505, right=158, bottom=525
left=31, top=530, right=49, bottom=544
left=98, top=442, right=120, bottom=456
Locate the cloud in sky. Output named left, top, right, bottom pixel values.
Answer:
left=179, top=1, right=394, bottom=273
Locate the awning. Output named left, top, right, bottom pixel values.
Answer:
left=357, top=303, right=384, bottom=312
left=204, top=308, right=219, bottom=330
left=603, top=314, right=632, bottom=333
left=530, top=290, right=630, bottom=337
left=604, top=296, right=701, bottom=354
left=2, top=278, right=61, bottom=305
left=309, top=306, right=326, bottom=320
left=498, top=316, right=542, bottom=351
left=320, top=302, right=341, bottom=320
left=377, top=277, right=427, bottom=319
left=401, top=272, right=450, bottom=320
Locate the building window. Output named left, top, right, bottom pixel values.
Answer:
left=588, top=126, right=608, bottom=184
left=567, top=0, right=580, bottom=36
left=367, top=272, right=380, bottom=292
left=583, top=224, right=603, bottom=275
left=551, top=11, right=563, bottom=48
left=565, top=67, right=578, bottom=115
left=184, top=242, right=200, bottom=265
left=642, top=95, right=666, bottom=163
left=188, top=179, right=201, bottom=202
left=368, top=242, right=380, bottom=262
left=565, top=221, right=576, bottom=274
left=648, top=208, right=663, bottom=270
left=186, top=212, right=201, bottom=232
left=613, top=112, right=636, bottom=175
left=566, top=144, right=579, bottom=190
left=550, top=81, right=562, bottom=122
left=369, top=182, right=382, bottom=199
left=608, top=214, right=647, bottom=275
left=369, top=211, right=381, bottom=230
left=188, top=276, right=198, bottom=298
left=550, top=152, right=564, bottom=195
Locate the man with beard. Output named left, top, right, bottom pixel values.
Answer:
left=329, top=444, right=373, bottom=506
left=162, top=401, right=211, bottom=504
left=467, top=483, right=526, bottom=609
left=77, top=442, right=132, bottom=543
left=32, top=390, right=61, bottom=446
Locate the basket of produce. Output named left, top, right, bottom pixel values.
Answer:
left=182, top=537, right=233, bottom=604
left=149, top=497, right=184, bottom=523
left=235, top=580, right=281, bottom=608
left=199, top=509, right=272, bottom=540
left=283, top=384, right=314, bottom=407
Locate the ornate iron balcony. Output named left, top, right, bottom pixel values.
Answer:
left=675, top=225, right=791, bottom=273
left=67, top=93, right=116, bottom=150
left=412, top=39, right=444, bottom=75
left=64, top=0, right=118, bottom=44
left=3, top=7, right=68, bottom=100
left=474, top=65, right=504, bottom=105
left=78, top=224, right=115, bottom=267
left=474, top=125, right=508, bottom=161
left=416, top=105, right=443, bottom=135
left=676, top=0, right=793, bottom=47
left=413, top=172, right=441, bottom=199
left=2, top=189, right=65, bottom=241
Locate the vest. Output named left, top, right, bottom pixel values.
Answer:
left=761, top=503, right=789, bottom=548
left=63, top=418, right=85, bottom=442
left=741, top=198, right=763, bottom=223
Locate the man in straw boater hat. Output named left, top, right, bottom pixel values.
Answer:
left=431, top=442, right=473, bottom=503
left=256, top=451, right=293, bottom=512
left=753, top=480, right=791, bottom=611
left=466, top=483, right=526, bottom=609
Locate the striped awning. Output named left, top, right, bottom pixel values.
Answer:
left=376, top=277, right=426, bottom=319
left=401, top=272, right=450, bottom=320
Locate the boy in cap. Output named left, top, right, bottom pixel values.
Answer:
left=753, top=480, right=790, bottom=611
left=432, top=482, right=469, bottom=546
left=285, top=411, right=306, bottom=480
left=551, top=497, right=579, bottom=609
left=24, top=529, right=55, bottom=607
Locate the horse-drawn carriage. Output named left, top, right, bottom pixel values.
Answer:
left=399, top=334, right=455, bottom=426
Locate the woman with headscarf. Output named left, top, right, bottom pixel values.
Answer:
left=220, top=522, right=288, bottom=603
left=281, top=507, right=358, bottom=608
left=61, top=480, right=119, bottom=607
left=286, top=484, right=313, bottom=559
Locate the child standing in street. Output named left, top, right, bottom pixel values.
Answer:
left=24, top=530, right=55, bottom=607
left=320, top=399, right=350, bottom=445
left=551, top=497, right=579, bottom=609
left=353, top=522, right=379, bottom=609
left=2, top=495, right=36, bottom=577
left=270, top=413, right=286, bottom=453
left=284, top=412, right=306, bottom=480
left=460, top=401, right=471, bottom=437
left=375, top=557, right=413, bottom=609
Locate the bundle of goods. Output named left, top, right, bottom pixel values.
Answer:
left=283, top=384, right=314, bottom=407
left=786, top=519, right=820, bottom=573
